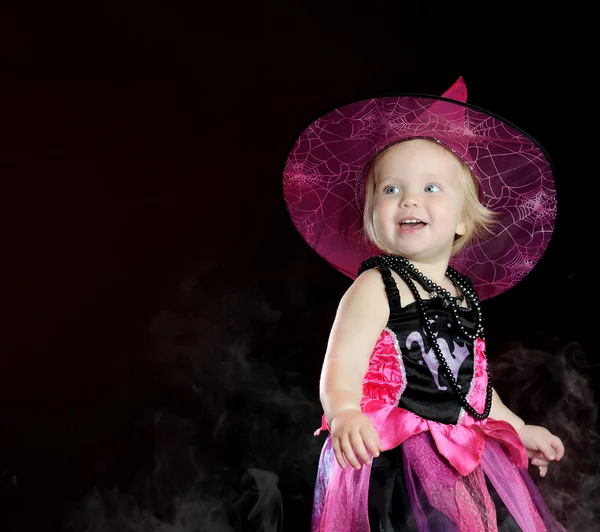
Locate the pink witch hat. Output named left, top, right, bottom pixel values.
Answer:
left=282, top=77, right=556, bottom=300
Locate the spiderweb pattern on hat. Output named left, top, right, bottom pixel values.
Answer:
left=283, top=78, right=555, bottom=299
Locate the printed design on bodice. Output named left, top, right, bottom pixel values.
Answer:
left=405, top=314, right=470, bottom=391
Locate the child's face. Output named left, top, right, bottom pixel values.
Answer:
left=371, top=139, right=466, bottom=264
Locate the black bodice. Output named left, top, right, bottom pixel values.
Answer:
left=366, top=259, right=478, bottom=425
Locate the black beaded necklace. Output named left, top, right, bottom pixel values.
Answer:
left=363, top=254, right=492, bottom=420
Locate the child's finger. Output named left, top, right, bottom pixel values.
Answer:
left=332, top=437, right=347, bottom=469
left=350, top=431, right=372, bottom=466
left=539, top=465, right=548, bottom=477
left=375, top=430, right=385, bottom=452
left=341, top=436, right=362, bottom=470
left=531, top=456, right=550, bottom=467
left=361, top=428, right=382, bottom=458
left=550, top=435, right=565, bottom=460
left=367, top=425, right=385, bottom=452
left=535, top=438, right=556, bottom=462
left=526, top=449, right=536, bottom=459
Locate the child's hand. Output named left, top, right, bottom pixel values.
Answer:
left=330, top=408, right=385, bottom=470
left=517, top=424, right=565, bottom=477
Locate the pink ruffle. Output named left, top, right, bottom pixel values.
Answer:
left=314, top=330, right=402, bottom=437
left=315, top=332, right=528, bottom=476
left=313, top=333, right=560, bottom=531
left=467, top=337, right=488, bottom=412
left=361, top=330, right=404, bottom=405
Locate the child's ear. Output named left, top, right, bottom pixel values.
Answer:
left=456, top=221, right=466, bottom=236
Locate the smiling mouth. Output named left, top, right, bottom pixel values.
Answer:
left=398, top=219, right=427, bottom=232
left=399, top=218, right=427, bottom=226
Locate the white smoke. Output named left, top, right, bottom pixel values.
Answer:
left=64, top=262, right=322, bottom=531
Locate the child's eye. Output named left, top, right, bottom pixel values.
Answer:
left=424, top=184, right=441, bottom=193
left=384, top=185, right=399, bottom=194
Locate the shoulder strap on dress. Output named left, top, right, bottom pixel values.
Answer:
left=358, top=256, right=402, bottom=318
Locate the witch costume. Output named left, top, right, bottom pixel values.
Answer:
left=283, top=77, right=563, bottom=531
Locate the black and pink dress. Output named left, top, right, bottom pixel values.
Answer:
left=312, top=263, right=563, bottom=531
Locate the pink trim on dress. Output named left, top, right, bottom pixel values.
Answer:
left=311, top=332, right=560, bottom=531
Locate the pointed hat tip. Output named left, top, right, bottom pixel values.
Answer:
left=442, top=76, right=467, bottom=103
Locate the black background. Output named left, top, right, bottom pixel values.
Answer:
left=1, top=2, right=597, bottom=530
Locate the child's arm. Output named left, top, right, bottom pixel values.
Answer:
left=489, top=388, right=525, bottom=431
left=490, top=387, right=564, bottom=476
left=320, top=269, right=389, bottom=422
left=320, top=269, right=389, bottom=468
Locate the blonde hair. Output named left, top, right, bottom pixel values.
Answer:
left=362, top=140, right=496, bottom=256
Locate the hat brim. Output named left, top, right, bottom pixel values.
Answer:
left=283, top=93, right=556, bottom=300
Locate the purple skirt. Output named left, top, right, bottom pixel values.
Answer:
left=312, top=432, right=564, bottom=532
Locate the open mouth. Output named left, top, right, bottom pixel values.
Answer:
left=398, top=219, right=427, bottom=232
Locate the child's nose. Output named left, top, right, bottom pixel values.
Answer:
left=400, top=191, right=420, bottom=207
